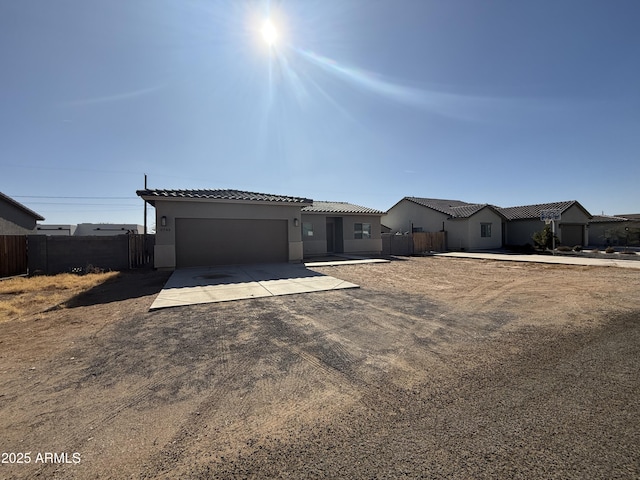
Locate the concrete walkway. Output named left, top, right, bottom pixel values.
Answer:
left=150, top=263, right=359, bottom=310
left=434, top=252, right=640, bottom=269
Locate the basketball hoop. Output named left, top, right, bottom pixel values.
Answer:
left=540, top=209, right=562, bottom=222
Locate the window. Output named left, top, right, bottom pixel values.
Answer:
left=302, top=222, right=314, bottom=237
left=481, top=223, right=492, bottom=238
left=355, top=222, right=371, bottom=239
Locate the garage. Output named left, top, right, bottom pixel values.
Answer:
left=136, top=189, right=313, bottom=270
left=561, top=224, right=584, bottom=247
left=175, top=218, right=288, bottom=267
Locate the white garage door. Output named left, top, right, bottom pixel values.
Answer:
left=175, top=218, right=288, bottom=267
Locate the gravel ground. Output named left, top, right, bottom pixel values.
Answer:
left=0, top=257, right=638, bottom=479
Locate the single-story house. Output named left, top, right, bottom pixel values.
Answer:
left=0, top=191, right=45, bottom=235
left=382, top=197, right=506, bottom=251
left=498, top=200, right=592, bottom=247
left=137, top=188, right=314, bottom=269
left=301, top=201, right=384, bottom=257
left=588, top=214, right=639, bottom=247
left=36, top=223, right=144, bottom=236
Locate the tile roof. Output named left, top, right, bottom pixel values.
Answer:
left=302, top=201, right=384, bottom=215
left=404, top=197, right=494, bottom=219
left=136, top=189, right=312, bottom=204
left=496, top=200, right=588, bottom=221
left=616, top=213, right=640, bottom=220
left=589, top=214, right=629, bottom=223
left=0, top=191, right=45, bottom=221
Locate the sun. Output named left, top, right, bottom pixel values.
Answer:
left=261, top=19, right=278, bottom=46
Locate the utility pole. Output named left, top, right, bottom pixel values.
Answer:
left=143, top=173, right=147, bottom=235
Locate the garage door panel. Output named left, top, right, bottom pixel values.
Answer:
left=176, top=218, right=288, bottom=267
left=561, top=224, right=583, bottom=247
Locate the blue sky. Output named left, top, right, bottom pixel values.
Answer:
left=1, top=0, right=639, bottom=225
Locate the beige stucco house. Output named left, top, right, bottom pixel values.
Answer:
left=0, top=192, right=44, bottom=234
left=498, top=200, right=592, bottom=247
left=301, top=201, right=384, bottom=257
left=136, top=190, right=384, bottom=269
left=137, top=189, right=313, bottom=269
left=383, top=197, right=506, bottom=251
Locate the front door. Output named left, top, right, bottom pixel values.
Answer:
left=326, top=221, right=335, bottom=253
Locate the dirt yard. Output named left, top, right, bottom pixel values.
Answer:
left=1, top=257, right=639, bottom=479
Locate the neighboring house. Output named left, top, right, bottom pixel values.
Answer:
left=588, top=215, right=628, bottom=247
left=35, top=224, right=145, bottom=236
left=301, top=201, right=384, bottom=257
left=589, top=214, right=639, bottom=247
left=136, top=189, right=313, bottom=269
left=383, top=197, right=506, bottom=251
left=498, top=200, right=592, bottom=247
left=35, top=224, right=77, bottom=236
left=0, top=191, right=44, bottom=234
left=617, top=213, right=640, bottom=221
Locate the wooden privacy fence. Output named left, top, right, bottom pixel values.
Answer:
left=0, top=235, right=28, bottom=278
left=413, top=231, right=447, bottom=253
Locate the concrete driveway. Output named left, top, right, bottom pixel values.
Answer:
left=150, top=263, right=359, bottom=310
left=434, top=251, right=640, bottom=269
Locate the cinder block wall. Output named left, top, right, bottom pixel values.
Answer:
left=28, top=236, right=131, bottom=274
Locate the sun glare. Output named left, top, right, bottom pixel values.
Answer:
left=261, top=19, right=278, bottom=46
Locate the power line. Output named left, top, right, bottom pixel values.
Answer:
left=25, top=202, right=139, bottom=206
left=9, top=195, right=138, bottom=199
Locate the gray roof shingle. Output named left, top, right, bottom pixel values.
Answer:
left=404, top=197, right=494, bottom=219
left=616, top=213, right=640, bottom=220
left=589, top=214, right=629, bottom=223
left=302, top=201, right=384, bottom=215
left=497, top=200, right=590, bottom=221
left=136, top=189, right=312, bottom=205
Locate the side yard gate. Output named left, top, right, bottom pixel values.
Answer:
left=0, top=235, right=28, bottom=278
left=382, top=231, right=447, bottom=256
left=413, top=232, right=447, bottom=253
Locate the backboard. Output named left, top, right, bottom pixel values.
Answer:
left=540, top=209, right=561, bottom=222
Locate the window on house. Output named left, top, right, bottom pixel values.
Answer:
left=481, top=223, right=492, bottom=238
left=302, top=222, right=314, bottom=237
left=355, top=222, right=371, bottom=239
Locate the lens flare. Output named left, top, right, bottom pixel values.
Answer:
left=261, top=19, right=277, bottom=46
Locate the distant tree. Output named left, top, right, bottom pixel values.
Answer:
left=532, top=225, right=559, bottom=250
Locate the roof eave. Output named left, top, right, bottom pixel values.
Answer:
left=0, top=192, right=45, bottom=221
left=136, top=192, right=312, bottom=207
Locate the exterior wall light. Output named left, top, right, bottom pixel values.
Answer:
left=294, top=218, right=299, bottom=227
left=161, top=216, right=167, bottom=227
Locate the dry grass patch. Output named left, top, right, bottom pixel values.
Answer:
left=0, top=271, right=120, bottom=322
